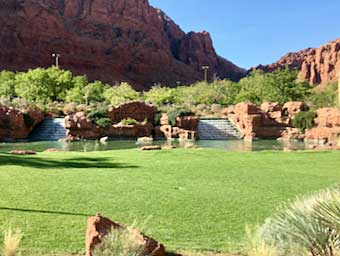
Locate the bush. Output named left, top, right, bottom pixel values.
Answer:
left=120, top=118, right=138, bottom=126
left=261, top=187, right=340, bottom=256
left=104, top=83, right=141, bottom=106
left=292, top=111, right=316, bottom=132
left=23, top=112, right=34, bottom=127
left=96, top=118, right=112, bottom=128
left=2, top=228, right=23, bottom=256
left=87, top=108, right=108, bottom=121
left=92, top=226, right=146, bottom=256
left=307, top=82, right=338, bottom=110
left=167, top=108, right=194, bottom=126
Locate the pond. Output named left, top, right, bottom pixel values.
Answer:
left=0, top=139, right=311, bottom=152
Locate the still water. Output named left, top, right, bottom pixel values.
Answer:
left=0, top=139, right=309, bottom=152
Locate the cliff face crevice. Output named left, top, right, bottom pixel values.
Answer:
left=254, top=38, right=340, bottom=86
left=0, top=0, right=245, bottom=90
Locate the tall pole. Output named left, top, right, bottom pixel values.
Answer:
left=52, top=53, right=61, bottom=68
left=202, top=65, right=209, bottom=82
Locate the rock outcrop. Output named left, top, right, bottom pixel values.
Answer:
left=65, top=102, right=156, bottom=141
left=0, top=0, right=245, bottom=90
left=86, top=213, right=165, bottom=256
left=254, top=38, right=340, bottom=86
left=224, top=102, right=306, bottom=140
left=305, top=108, right=340, bottom=144
left=0, top=106, right=44, bottom=140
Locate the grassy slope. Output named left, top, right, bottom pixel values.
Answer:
left=0, top=149, right=339, bottom=255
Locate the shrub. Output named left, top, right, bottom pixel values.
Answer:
left=2, top=229, right=23, bottom=256
left=121, top=118, right=139, bottom=126
left=245, top=225, right=279, bottom=256
left=261, top=187, right=340, bottom=256
left=292, top=111, right=316, bottom=132
left=104, top=83, right=141, bottom=106
left=96, top=118, right=112, bottom=128
left=23, top=112, right=34, bottom=127
left=87, top=108, right=108, bottom=122
left=307, top=82, right=338, bottom=110
left=92, top=227, right=145, bottom=256
left=167, top=108, right=194, bottom=126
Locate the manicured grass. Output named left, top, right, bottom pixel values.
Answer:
left=0, top=149, right=339, bottom=255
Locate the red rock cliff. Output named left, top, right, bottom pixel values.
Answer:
left=0, top=0, right=245, bottom=90
left=254, top=38, right=340, bottom=86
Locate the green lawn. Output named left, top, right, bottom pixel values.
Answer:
left=0, top=149, right=339, bottom=255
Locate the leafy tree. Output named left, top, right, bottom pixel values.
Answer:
left=103, top=82, right=140, bottom=106
left=144, top=86, right=177, bottom=105
left=15, top=67, right=74, bottom=103
left=0, top=71, right=16, bottom=98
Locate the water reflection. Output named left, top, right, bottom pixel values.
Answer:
left=0, top=139, right=308, bottom=153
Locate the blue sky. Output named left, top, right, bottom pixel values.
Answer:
left=149, top=0, right=340, bottom=69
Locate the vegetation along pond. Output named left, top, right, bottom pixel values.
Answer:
left=0, top=139, right=309, bottom=152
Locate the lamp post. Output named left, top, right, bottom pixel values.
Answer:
left=52, top=53, right=61, bottom=68
left=202, top=65, right=209, bottom=82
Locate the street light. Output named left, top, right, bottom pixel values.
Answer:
left=202, top=65, right=209, bottom=82
left=52, top=53, right=61, bottom=68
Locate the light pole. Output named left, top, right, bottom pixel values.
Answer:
left=52, top=53, right=61, bottom=68
left=202, top=65, right=209, bottom=82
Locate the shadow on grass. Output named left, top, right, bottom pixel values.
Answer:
left=0, top=154, right=138, bottom=169
left=0, top=206, right=92, bottom=217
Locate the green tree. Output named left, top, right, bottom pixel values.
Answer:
left=15, top=67, right=74, bottom=103
left=103, top=82, right=140, bottom=105
left=0, top=71, right=16, bottom=98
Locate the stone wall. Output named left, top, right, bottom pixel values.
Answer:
left=0, top=106, right=44, bottom=140
left=305, top=108, right=340, bottom=144
left=224, top=102, right=306, bottom=140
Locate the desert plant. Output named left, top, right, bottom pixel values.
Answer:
left=92, top=226, right=146, bottom=256
left=96, top=118, right=112, bottom=128
left=261, top=187, right=340, bottom=256
left=121, top=118, right=139, bottom=126
left=2, top=229, right=23, bottom=256
left=245, top=225, right=279, bottom=256
left=292, top=111, right=316, bottom=132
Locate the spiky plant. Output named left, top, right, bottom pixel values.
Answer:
left=245, top=225, right=279, bottom=256
left=92, top=226, right=146, bottom=256
left=2, top=229, right=23, bottom=256
left=261, top=187, right=340, bottom=256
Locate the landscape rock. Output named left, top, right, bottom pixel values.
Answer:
left=10, top=150, right=36, bottom=155
left=227, top=101, right=305, bottom=140
left=86, top=214, right=165, bottom=256
left=305, top=107, right=340, bottom=144
left=0, top=0, right=245, bottom=90
left=140, top=145, right=162, bottom=151
left=108, top=102, right=157, bottom=123
left=0, top=106, right=44, bottom=140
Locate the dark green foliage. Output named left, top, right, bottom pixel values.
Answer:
left=23, top=112, right=34, bottom=127
left=153, top=112, right=162, bottom=126
left=96, top=118, right=112, bottom=128
left=87, top=107, right=109, bottom=125
left=307, top=82, right=338, bottom=110
left=167, top=108, right=194, bottom=126
left=120, top=118, right=138, bottom=125
left=292, top=111, right=316, bottom=132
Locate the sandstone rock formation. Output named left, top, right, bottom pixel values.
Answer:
left=0, top=106, right=44, bottom=140
left=224, top=102, right=306, bottom=140
left=254, top=38, right=340, bottom=86
left=86, top=213, right=165, bottom=256
left=0, top=0, right=245, bottom=90
left=65, top=102, right=156, bottom=140
left=305, top=107, right=340, bottom=144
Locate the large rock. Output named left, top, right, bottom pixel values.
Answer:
left=254, top=38, right=340, bottom=86
left=86, top=214, right=165, bottom=256
left=108, top=102, right=157, bottom=123
left=0, top=0, right=245, bottom=90
left=305, top=107, right=340, bottom=144
left=227, top=102, right=304, bottom=140
left=0, top=106, right=44, bottom=140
